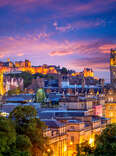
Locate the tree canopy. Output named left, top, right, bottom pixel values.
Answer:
left=0, top=117, right=16, bottom=156
left=7, top=87, right=22, bottom=96
left=94, top=124, right=116, bottom=156
left=36, top=88, right=46, bottom=103
left=60, top=67, right=68, bottom=75
left=0, top=106, right=48, bottom=156
left=20, top=72, right=33, bottom=88
left=0, top=116, right=31, bottom=156
left=9, top=105, right=48, bottom=156
left=78, top=124, right=116, bottom=156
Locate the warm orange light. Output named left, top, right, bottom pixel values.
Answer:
left=89, top=137, right=94, bottom=147
left=47, top=148, right=50, bottom=152
left=70, top=141, right=73, bottom=145
left=64, top=145, right=67, bottom=152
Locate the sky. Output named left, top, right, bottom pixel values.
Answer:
left=0, top=0, right=116, bottom=82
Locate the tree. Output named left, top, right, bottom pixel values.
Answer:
left=94, top=124, right=116, bottom=156
left=7, top=87, right=22, bottom=96
left=61, top=67, right=68, bottom=74
left=0, top=117, right=16, bottom=156
left=20, top=72, right=33, bottom=88
left=36, top=88, right=46, bottom=103
left=0, top=116, right=32, bottom=156
left=9, top=106, right=48, bottom=156
left=16, top=135, right=32, bottom=155
left=77, top=141, right=94, bottom=156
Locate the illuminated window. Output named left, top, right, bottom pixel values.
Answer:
left=110, top=112, right=113, bottom=117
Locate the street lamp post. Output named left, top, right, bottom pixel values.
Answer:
left=76, top=144, right=80, bottom=156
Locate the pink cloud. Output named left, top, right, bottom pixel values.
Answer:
left=50, top=50, right=73, bottom=56
left=99, top=44, right=116, bottom=53
left=0, top=35, right=114, bottom=71
left=68, top=41, right=115, bottom=71
left=17, top=53, right=24, bottom=57
left=72, top=57, right=109, bottom=71
left=37, top=32, right=49, bottom=39
left=0, top=35, right=75, bottom=59
left=0, top=54, right=4, bottom=58
left=53, top=22, right=72, bottom=32
left=53, top=19, right=106, bottom=32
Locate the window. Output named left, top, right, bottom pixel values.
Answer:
left=70, top=126, right=75, bottom=130
left=110, top=112, right=113, bottom=117
left=71, top=136, right=74, bottom=142
left=81, top=104, right=84, bottom=108
left=109, top=106, right=112, bottom=110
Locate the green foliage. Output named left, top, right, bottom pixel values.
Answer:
left=33, top=73, right=45, bottom=79
left=16, top=135, right=32, bottom=152
left=78, top=124, right=116, bottom=156
left=77, top=141, right=94, bottom=156
left=9, top=106, right=48, bottom=156
left=36, top=88, right=46, bottom=103
left=7, top=87, right=22, bottom=96
left=0, top=117, right=31, bottom=156
left=20, top=72, right=33, bottom=88
left=0, top=106, right=48, bottom=156
left=9, top=105, right=37, bottom=122
left=0, top=117, right=16, bottom=155
left=60, top=67, right=68, bottom=74
left=33, top=73, right=54, bottom=79
left=94, top=124, right=116, bottom=156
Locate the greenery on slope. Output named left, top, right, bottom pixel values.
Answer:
left=0, top=106, right=48, bottom=156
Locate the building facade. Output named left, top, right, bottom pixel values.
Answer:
left=43, top=117, right=110, bottom=156
left=110, top=49, right=116, bottom=89
left=105, top=89, right=116, bottom=123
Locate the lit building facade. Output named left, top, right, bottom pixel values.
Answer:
left=0, top=60, right=58, bottom=75
left=110, top=49, right=116, bottom=89
left=71, top=68, right=94, bottom=78
left=15, top=60, right=31, bottom=68
left=105, top=102, right=116, bottom=123
left=0, top=73, right=5, bottom=95
left=83, top=68, right=94, bottom=77
left=59, top=94, right=105, bottom=117
left=43, top=120, right=67, bottom=156
left=43, top=117, right=110, bottom=156
left=105, top=89, right=116, bottom=123
left=93, top=104, right=102, bottom=117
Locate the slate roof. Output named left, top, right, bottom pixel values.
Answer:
left=38, top=110, right=87, bottom=119
left=41, top=119, right=65, bottom=128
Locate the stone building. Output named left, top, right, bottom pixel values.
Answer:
left=4, top=75, right=24, bottom=92
left=42, top=111, right=110, bottom=156
left=105, top=89, right=116, bottom=123
left=110, top=49, right=116, bottom=89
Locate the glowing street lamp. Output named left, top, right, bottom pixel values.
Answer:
left=70, top=141, right=73, bottom=145
left=64, top=145, right=67, bottom=152
left=47, top=148, right=51, bottom=156
left=89, top=137, right=94, bottom=147
left=47, top=149, right=50, bottom=152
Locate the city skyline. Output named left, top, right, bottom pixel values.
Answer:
left=0, top=0, right=116, bottom=82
